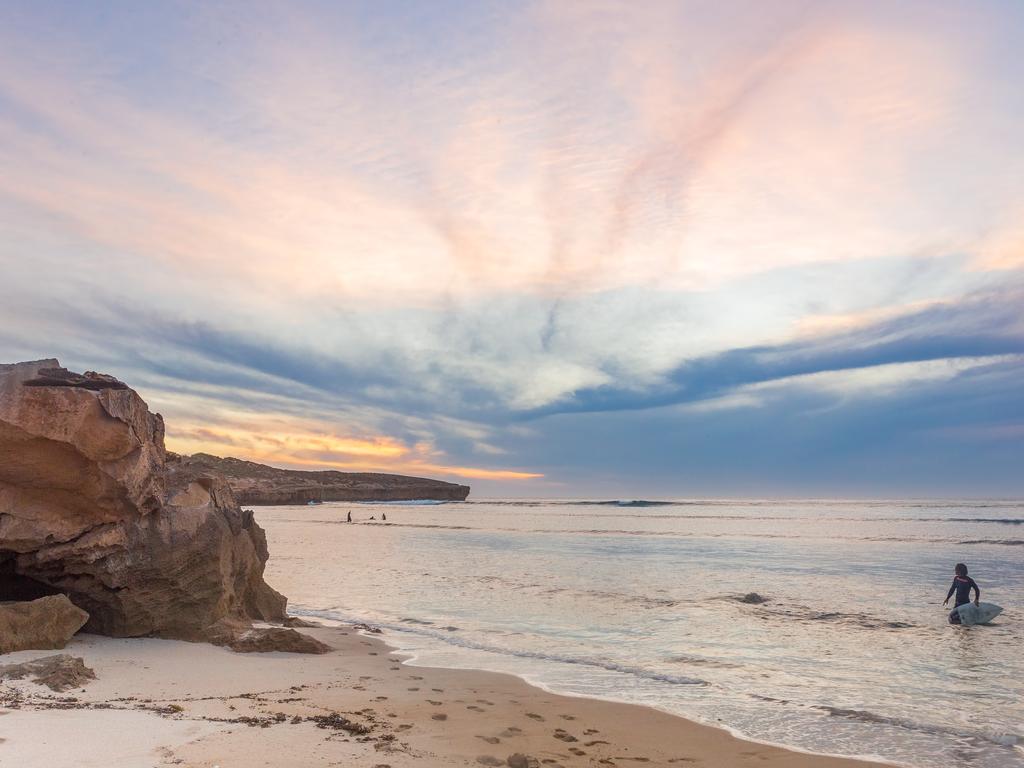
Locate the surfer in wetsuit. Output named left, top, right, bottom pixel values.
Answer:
left=943, top=563, right=980, bottom=624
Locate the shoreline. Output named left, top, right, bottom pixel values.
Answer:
left=0, top=623, right=885, bottom=768
left=335, top=618, right=900, bottom=768
left=481, top=673, right=898, bottom=768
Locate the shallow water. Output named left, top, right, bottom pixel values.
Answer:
left=259, top=499, right=1024, bottom=768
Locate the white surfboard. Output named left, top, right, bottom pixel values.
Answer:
left=956, top=602, right=1003, bottom=626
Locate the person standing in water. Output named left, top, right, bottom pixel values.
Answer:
left=943, top=563, right=980, bottom=624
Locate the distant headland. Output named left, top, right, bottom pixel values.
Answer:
left=179, top=452, right=471, bottom=505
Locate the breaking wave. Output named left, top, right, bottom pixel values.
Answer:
left=292, top=607, right=708, bottom=687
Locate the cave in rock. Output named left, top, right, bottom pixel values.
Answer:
left=0, top=551, right=65, bottom=601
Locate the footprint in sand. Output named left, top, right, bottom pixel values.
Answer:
left=500, top=726, right=523, bottom=738
left=431, top=713, right=448, bottom=721
left=352, top=685, right=366, bottom=691
left=390, top=666, right=401, bottom=671
left=476, top=699, right=495, bottom=706
left=667, top=759, right=698, bottom=763
left=374, top=696, right=388, bottom=701
left=559, top=714, right=576, bottom=721
left=569, top=748, right=587, bottom=756
left=427, top=700, right=444, bottom=706
left=475, top=735, right=500, bottom=744
left=476, top=757, right=503, bottom=767
left=396, top=724, right=413, bottom=731
left=432, top=688, right=444, bottom=693
left=467, top=705, right=485, bottom=712
left=408, top=687, right=420, bottom=691
left=525, top=713, right=545, bottom=721
left=553, top=729, right=578, bottom=743
left=584, top=729, right=600, bottom=735
left=585, top=740, right=610, bottom=747
left=409, top=675, right=424, bottom=680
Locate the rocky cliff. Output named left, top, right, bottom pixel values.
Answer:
left=0, top=360, right=287, bottom=644
left=181, top=453, right=470, bottom=505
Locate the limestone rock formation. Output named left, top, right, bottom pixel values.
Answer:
left=182, top=453, right=470, bottom=505
left=225, top=626, right=332, bottom=654
left=0, top=359, right=287, bottom=645
left=0, top=595, right=89, bottom=654
left=0, top=653, right=96, bottom=691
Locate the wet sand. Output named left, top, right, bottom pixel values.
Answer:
left=0, top=624, right=884, bottom=768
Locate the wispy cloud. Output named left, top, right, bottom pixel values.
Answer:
left=523, top=290, right=1024, bottom=417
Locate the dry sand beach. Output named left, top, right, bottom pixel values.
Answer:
left=0, top=624, right=880, bottom=768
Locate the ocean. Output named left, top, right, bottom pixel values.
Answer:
left=258, top=499, right=1023, bottom=768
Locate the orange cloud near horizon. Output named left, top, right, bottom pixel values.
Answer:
left=266, top=454, right=545, bottom=482
left=164, top=421, right=543, bottom=483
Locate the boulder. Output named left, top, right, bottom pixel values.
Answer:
left=224, top=626, right=332, bottom=654
left=0, top=595, right=89, bottom=654
left=738, top=592, right=768, bottom=604
left=0, top=360, right=287, bottom=645
left=0, top=653, right=96, bottom=691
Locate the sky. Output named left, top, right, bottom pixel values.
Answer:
left=1, top=0, right=1023, bottom=497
